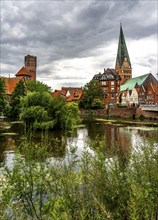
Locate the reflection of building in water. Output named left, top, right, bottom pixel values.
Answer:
left=86, top=122, right=132, bottom=157
left=0, top=135, right=16, bottom=165
left=105, top=126, right=131, bottom=153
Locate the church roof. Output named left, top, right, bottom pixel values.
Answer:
left=116, top=24, right=131, bottom=68
left=121, top=73, right=150, bottom=91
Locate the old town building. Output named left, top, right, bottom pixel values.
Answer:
left=2, top=55, right=36, bottom=94
left=52, top=87, right=83, bottom=102
left=121, top=73, right=158, bottom=106
left=93, top=68, right=121, bottom=107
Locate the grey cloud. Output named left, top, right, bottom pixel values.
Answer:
left=1, top=0, right=157, bottom=85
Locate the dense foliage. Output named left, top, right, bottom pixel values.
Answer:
left=1, top=134, right=158, bottom=219
left=1, top=79, right=80, bottom=132
left=79, top=80, right=104, bottom=109
left=26, top=80, right=51, bottom=93
left=20, top=93, right=81, bottom=131
left=8, top=80, right=26, bottom=118
left=0, top=78, right=7, bottom=115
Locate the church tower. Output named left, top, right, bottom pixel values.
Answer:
left=24, top=55, right=37, bottom=81
left=115, top=24, right=132, bottom=85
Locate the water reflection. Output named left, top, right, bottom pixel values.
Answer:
left=0, top=119, right=158, bottom=168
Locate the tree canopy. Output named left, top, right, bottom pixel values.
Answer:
left=9, top=79, right=26, bottom=118
left=26, top=80, right=51, bottom=93
left=0, top=78, right=6, bottom=115
left=79, top=80, right=104, bottom=109
left=20, top=93, right=81, bottom=132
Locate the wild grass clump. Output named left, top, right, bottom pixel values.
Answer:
left=0, top=132, right=158, bottom=219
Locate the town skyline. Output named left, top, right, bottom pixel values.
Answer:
left=1, top=0, right=158, bottom=90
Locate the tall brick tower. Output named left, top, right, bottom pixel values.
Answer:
left=24, top=55, right=37, bottom=81
left=115, top=24, right=132, bottom=85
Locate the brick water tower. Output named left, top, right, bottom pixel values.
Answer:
left=24, top=55, right=37, bottom=81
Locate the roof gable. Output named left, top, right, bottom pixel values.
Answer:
left=93, top=68, right=120, bottom=81
left=121, top=73, right=150, bottom=91
left=52, top=87, right=83, bottom=101
left=15, top=66, right=31, bottom=77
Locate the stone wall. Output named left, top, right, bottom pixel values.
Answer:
left=80, top=107, right=158, bottom=119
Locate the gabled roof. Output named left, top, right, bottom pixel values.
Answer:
left=15, top=66, right=31, bottom=77
left=115, top=24, right=131, bottom=68
left=52, top=87, right=83, bottom=102
left=93, top=68, right=120, bottom=81
left=121, top=73, right=150, bottom=91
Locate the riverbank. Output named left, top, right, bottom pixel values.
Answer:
left=80, top=106, right=158, bottom=120
left=82, top=117, right=158, bottom=128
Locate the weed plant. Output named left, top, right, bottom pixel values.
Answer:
left=0, top=131, right=158, bottom=219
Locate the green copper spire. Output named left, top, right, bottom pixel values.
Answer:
left=116, top=24, right=131, bottom=68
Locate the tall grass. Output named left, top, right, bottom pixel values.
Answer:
left=0, top=132, right=158, bottom=219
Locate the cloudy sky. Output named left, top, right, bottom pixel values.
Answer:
left=1, top=0, right=158, bottom=90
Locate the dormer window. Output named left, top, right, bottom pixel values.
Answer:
left=66, top=90, right=71, bottom=97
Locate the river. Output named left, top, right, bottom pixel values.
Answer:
left=0, top=118, right=158, bottom=169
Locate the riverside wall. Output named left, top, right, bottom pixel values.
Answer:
left=80, top=107, right=158, bottom=119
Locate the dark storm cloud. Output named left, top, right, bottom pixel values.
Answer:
left=1, top=0, right=157, bottom=87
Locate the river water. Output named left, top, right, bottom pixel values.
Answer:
left=0, top=118, right=158, bottom=168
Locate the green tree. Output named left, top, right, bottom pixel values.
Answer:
left=79, top=80, right=104, bottom=109
left=20, top=93, right=81, bottom=132
left=60, top=102, right=81, bottom=132
left=20, top=91, right=55, bottom=129
left=26, top=80, right=51, bottom=93
left=0, top=77, right=6, bottom=115
left=9, top=79, right=26, bottom=118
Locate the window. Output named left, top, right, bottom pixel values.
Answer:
left=104, top=94, right=107, bottom=98
left=111, top=87, right=115, bottom=92
left=101, top=81, right=106, bottom=86
left=103, top=88, right=107, bottom=93
left=111, top=81, right=114, bottom=86
left=111, top=93, right=114, bottom=99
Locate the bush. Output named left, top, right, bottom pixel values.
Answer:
left=1, top=133, right=158, bottom=219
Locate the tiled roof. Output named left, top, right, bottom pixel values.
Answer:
left=15, top=66, right=31, bottom=77
left=93, top=68, right=120, bottom=81
left=52, top=87, right=83, bottom=102
left=121, top=73, right=150, bottom=91
left=51, top=90, right=61, bottom=97
left=3, top=77, right=24, bottom=94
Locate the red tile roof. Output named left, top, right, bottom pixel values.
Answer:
left=3, top=77, right=24, bottom=94
left=52, top=87, right=83, bottom=102
left=15, top=66, right=31, bottom=77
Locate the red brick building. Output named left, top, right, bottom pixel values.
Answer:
left=93, top=68, right=121, bottom=107
left=2, top=55, right=36, bottom=94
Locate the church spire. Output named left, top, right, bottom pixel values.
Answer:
left=115, top=24, right=132, bottom=84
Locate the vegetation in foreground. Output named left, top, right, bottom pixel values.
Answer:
left=0, top=132, right=158, bottom=220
